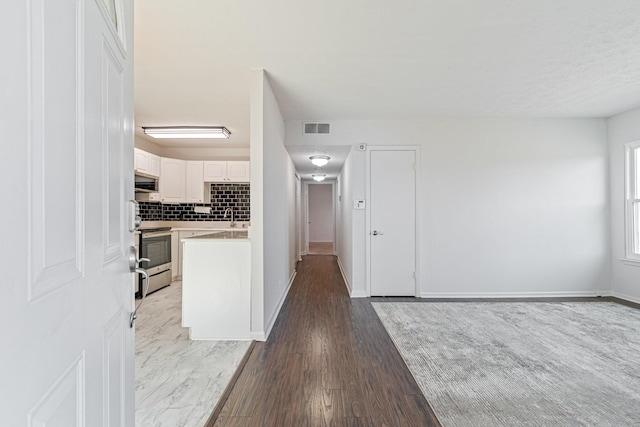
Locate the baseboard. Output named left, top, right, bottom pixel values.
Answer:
left=351, top=290, right=368, bottom=298
left=420, top=291, right=603, bottom=299
left=256, top=269, right=297, bottom=342
left=611, top=291, right=640, bottom=304
left=336, top=257, right=352, bottom=294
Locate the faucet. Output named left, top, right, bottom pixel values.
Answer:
left=224, top=207, right=236, bottom=227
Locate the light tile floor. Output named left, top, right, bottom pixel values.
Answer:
left=135, top=281, right=251, bottom=427
left=308, top=241, right=334, bottom=255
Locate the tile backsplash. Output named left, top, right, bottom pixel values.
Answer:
left=139, top=183, right=250, bottom=222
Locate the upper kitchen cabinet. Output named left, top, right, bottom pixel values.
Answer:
left=160, top=158, right=186, bottom=203
left=160, top=158, right=205, bottom=204
left=185, top=161, right=204, bottom=203
left=134, top=148, right=160, bottom=178
left=203, top=161, right=226, bottom=182
left=203, top=161, right=250, bottom=182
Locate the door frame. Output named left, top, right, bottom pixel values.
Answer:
left=365, top=146, right=421, bottom=297
left=295, top=173, right=303, bottom=261
left=304, top=180, right=337, bottom=255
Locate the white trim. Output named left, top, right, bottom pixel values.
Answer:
left=420, top=291, right=605, bottom=299
left=351, top=290, right=368, bottom=298
left=366, top=146, right=420, bottom=297
left=612, top=291, right=640, bottom=304
left=254, top=269, right=297, bottom=342
left=618, top=257, right=640, bottom=267
left=337, top=256, right=351, bottom=294
left=304, top=180, right=336, bottom=254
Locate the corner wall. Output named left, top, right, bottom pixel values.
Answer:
left=336, top=148, right=366, bottom=296
left=608, top=106, right=640, bottom=303
left=250, top=70, right=297, bottom=340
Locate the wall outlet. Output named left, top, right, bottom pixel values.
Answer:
left=353, top=200, right=366, bottom=209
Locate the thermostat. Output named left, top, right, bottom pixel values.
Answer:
left=354, top=200, right=366, bottom=209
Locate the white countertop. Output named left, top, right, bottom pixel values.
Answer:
left=183, top=230, right=249, bottom=241
left=141, top=221, right=249, bottom=230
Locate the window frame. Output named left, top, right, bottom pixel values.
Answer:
left=624, top=141, right=640, bottom=261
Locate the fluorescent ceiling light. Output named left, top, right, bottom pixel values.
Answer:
left=312, top=174, right=326, bottom=181
left=143, top=126, right=230, bottom=139
left=309, top=155, right=330, bottom=167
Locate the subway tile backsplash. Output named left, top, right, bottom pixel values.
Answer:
left=139, top=183, right=250, bottom=222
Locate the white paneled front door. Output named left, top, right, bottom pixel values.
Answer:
left=2, top=0, right=135, bottom=425
left=368, top=149, right=418, bottom=296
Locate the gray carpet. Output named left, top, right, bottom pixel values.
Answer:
left=372, top=301, right=640, bottom=427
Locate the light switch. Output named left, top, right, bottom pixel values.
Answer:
left=353, top=200, right=366, bottom=209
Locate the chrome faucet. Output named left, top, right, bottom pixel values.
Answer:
left=223, top=207, right=236, bottom=227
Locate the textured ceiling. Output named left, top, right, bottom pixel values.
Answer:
left=134, top=0, right=640, bottom=152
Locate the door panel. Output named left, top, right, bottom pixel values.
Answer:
left=28, top=0, right=82, bottom=301
left=370, top=150, right=417, bottom=296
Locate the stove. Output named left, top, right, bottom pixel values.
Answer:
left=137, top=227, right=172, bottom=297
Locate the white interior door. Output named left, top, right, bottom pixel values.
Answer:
left=1, top=0, right=135, bottom=425
left=308, top=183, right=334, bottom=243
left=369, top=149, right=417, bottom=296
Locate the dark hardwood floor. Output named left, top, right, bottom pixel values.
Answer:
left=212, top=255, right=440, bottom=427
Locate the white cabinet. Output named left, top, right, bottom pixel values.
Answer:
left=227, top=161, right=250, bottom=182
left=160, top=158, right=185, bottom=203
left=134, top=148, right=160, bottom=178
left=160, top=159, right=204, bottom=203
left=203, top=161, right=226, bottom=182
left=185, top=161, right=204, bottom=203
left=203, top=161, right=250, bottom=182
left=182, top=237, right=251, bottom=340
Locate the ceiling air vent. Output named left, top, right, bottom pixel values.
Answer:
left=304, top=122, right=330, bottom=134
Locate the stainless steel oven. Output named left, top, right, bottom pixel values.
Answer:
left=137, top=227, right=172, bottom=297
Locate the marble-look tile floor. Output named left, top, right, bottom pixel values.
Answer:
left=135, top=281, right=251, bottom=427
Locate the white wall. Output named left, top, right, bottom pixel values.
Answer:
left=308, top=183, right=334, bottom=242
left=288, top=118, right=610, bottom=297
left=250, top=70, right=297, bottom=340
left=608, top=106, right=640, bottom=303
left=135, top=136, right=250, bottom=160
left=335, top=148, right=366, bottom=296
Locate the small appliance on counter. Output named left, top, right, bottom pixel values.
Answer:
left=137, top=227, right=172, bottom=298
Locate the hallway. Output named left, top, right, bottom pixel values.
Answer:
left=212, top=255, right=440, bottom=426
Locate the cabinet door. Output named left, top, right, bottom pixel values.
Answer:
left=148, top=153, right=161, bottom=178
left=160, top=158, right=186, bottom=203
left=185, top=161, right=204, bottom=202
left=171, top=231, right=179, bottom=280
left=227, top=161, right=250, bottom=182
left=134, top=148, right=148, bottom=173
left=203, top=161, right=227, bottom=182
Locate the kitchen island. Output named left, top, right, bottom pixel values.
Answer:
left=181, top=230, right=251, bottom=340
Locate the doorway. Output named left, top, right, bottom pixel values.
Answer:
left=367, top=147, right=419, bottom=296
left=305, top=182, right=335, bottom=255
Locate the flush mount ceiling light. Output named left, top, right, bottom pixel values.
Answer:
left=309, top=155, right=330, bottom=167
left=142, top=126, right=231, bottom=139
left=312, top=174, right=326, bottom=182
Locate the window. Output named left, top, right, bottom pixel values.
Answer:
left=625, top=141, right=640, bottom=260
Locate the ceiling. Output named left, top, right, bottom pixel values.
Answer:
left=134, top=0, right=640, bottom=177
